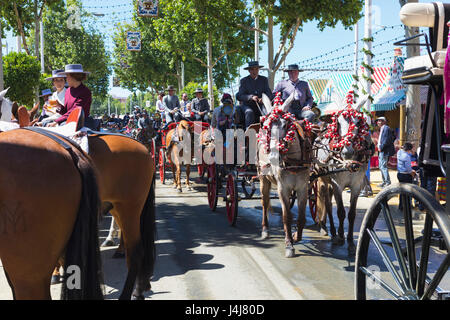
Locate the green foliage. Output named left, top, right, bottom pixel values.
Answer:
left=41, top=2, right=110, bottom=98
left=3, top=52, right=41, bottom=106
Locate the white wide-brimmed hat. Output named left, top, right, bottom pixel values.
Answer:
left=46, top=69, right=66, bottom=81
left=0, top=87, right=9, bottom=100
left=60, top=64, right=91, bottom=75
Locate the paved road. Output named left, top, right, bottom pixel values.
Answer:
left=1, top=169, right=445, bottom=300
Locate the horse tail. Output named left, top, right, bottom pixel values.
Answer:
left=119, top=174, right=157, bottom=300
left=61, top=150, right=104, bottom=300
left=139, top=175, right=157, bottom=282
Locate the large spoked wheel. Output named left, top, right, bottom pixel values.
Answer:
left=226, top=173, right=238, bottom=226
left=355, top=183, right=450, bottom=300
left=207, top=164, right=218, bottom=211
left=308, top=181, right=318, bottom=222
left=159, top=148, right=166, bottom=184
left=241, top=175, right=256, bottom=199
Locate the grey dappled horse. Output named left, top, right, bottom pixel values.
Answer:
left=315, top=96, right=374, bottom=254
left=258, top=93, right=312, bottom=258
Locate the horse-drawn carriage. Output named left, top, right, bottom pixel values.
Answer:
left=355, top=2, right=450, bottom=300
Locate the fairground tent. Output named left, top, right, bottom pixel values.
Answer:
left=308, top=79, right=329, bottom=102
left=316, top=66, right=390, bottom=115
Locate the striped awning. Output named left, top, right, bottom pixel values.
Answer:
left=330, top=73, right=354, bottom=99
left=308, top=79, right=329, bottom=102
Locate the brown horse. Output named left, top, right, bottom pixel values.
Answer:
left=165, top=120, right=195, bottom=192
left=0, top=129, right=103, bottom=299
left=14, top=106, right=157, bottom=300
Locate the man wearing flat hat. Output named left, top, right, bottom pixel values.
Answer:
left=376, top=116, right=395, bottom=187
left=190, top=87, right=210, bottom=122
left=236, top=61, right=272, bottom=129
left=273, top=64, right=314, bottom=120
left=162, top=85, right=181, bottom=124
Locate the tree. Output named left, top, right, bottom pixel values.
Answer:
left=3, top=51, right=41, bottom=106
left=0, top=0, right=61, bottom=55
left=246, top=0, right=364, bottom=88
left=40, top=1, right=111, bottom=97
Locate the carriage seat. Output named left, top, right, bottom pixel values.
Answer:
left=402, top=50, right=446, bottom=85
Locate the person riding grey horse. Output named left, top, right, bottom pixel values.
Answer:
left=273, top=64, right=315, bottom=121
left=236, top=61, right=273, bottom=130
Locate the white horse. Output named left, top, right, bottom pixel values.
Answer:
left=315, top=95, right=374, bottom=254
left=258, top=93, right=315, bottom=258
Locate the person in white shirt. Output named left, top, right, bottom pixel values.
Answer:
left=38, top=69, right=67, bottom=126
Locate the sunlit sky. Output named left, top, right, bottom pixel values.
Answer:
left=1, top=0, right=440, bottom=98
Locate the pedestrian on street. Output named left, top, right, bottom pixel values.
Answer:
left=397, top=142, right=416, bottom=210
left=376, top=116, right=395, bottom=187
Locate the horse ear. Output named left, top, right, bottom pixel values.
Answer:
left=11, top=102, right=19, bottom=120
left=262, top=93, right=272, bottom=115
left=354, top=94, right=370, bottom=111
left=29, top=102, right=40, bottom=120
left=0, top=87, right=9, bottom=100
left=281, top=92, right=295, bottom=113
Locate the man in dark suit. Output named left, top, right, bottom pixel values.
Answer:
left=236, top=61, right=273, bottom=129
left=191, top=87, right=210, bottom=122
left=377, top=116, right=396, bottom=187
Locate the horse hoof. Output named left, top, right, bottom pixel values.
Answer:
left=101, top=239, right=115, bottom=247
left=320, top=228, right=329, bottom=237
left=51, top=275, right=61, bottom=285
left=131, top=294, right=145, bottom=301
left=177, top=188, right=182, bottom=193
left=285, top=247, right=295, bottom=258
left=331, top=235, right=345, bottom=245
left=112, top=251, right=126, bottom=259
left=261, top=230, right=269, bottom=240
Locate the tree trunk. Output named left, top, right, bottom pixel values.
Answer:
left=206, top=32, right=214, bottom=110
left=0, top=24, right=4, bottom=91
left=13, top=1, right=30, bottom=55
left=267, top=15, right=274, bottom=90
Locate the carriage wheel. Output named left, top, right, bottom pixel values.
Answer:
left=159, top=148, right=165, bottom=184
left=355, top=183, right=450, bottom=300
left=207, top=164, right=218, bottom=211
left=308, top=181, right=318, bottom=222
left=226, top=174, right=238, bottom=226
left=241, top=175, right=256, bottom=199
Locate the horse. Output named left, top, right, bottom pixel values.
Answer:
left=257, top=93, right=316, bottom=258
left=0, top=127, right=103, bottom=299
left=8, top=102, right=157, bottom=300
left=165, top=120, right=195, bottom=192
left=314, top=94, right=374, bottom=254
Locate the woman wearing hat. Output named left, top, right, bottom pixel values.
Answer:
left=38, top=70, right=67, bottom=125
left=47, top=64, right=92, bottom=127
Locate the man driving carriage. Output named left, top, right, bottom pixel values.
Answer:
left=273, top=64, right=316, bottom=122
left=162, top=85, right=182, bottom=125
left=236, top=61, right=273, bottom=130
left=191, top=87, right=210, bottom=123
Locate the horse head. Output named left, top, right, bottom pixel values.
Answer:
left=0, top=88, right=14, bottom=122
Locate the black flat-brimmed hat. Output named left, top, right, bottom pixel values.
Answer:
left=45, top=69, right=66, bottom=81
left=60, top=64, right=91, bottom=75
left=166, top=85, right=176, bottom=91
left=194, top=87, right=204, bottom=94
left=283, top=64, right=303, bottom=72
left=244, top=61, right=264, bottom=70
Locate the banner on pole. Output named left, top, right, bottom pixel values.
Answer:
left=137, top=0, right=159, bottom=17
left=126, top=31, right=141, bottom=51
